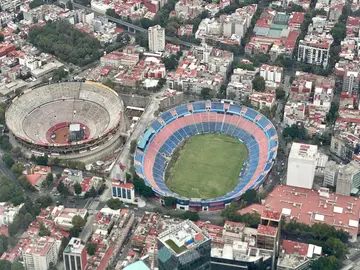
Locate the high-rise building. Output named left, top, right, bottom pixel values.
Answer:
left=157, top=220, right=211, bottom=270
left=323, top=160, right=338, bottom=187
left=148, top=25, right=165, bottom=53
left=23, top=237, right=58, bottom=270
left=286, top=142, right=318, bottom=189
left=336, top=161, right=360, bottom=196
left=343, top=71, right=360, bottom=97
left=63, top=237, right=87, bottom=270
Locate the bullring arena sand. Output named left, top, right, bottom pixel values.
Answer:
left=51, top=127, right=69, bottom=144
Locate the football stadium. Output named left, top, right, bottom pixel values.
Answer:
left=6, top=81, right=124, bottom=160
left=135, top=101, right=278, bottom=211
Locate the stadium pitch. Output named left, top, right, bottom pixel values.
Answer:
left=165, top=133, right=248, bottom=199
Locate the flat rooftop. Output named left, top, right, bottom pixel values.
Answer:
left=289, top=142, right=318, bottom=161
left=257, top=225, right=278, bottom=236
left=158, top=220, right=210, bottom=256
left=239, top=185, right=360, bottom=237
left=262, top=209, right=281, bottom=221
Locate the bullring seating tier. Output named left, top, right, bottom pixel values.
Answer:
left=5, top=82, right=123, bottom=146
left=136, top=102, right=278, bottom=209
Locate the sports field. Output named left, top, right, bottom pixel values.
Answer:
left=165, top=134, right=248, bottom=199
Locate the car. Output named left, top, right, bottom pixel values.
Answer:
left=134, top=207, right=138, bottom=210
left=124, top=204, right=129, bottom=208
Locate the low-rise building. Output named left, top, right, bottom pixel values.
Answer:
left=112, top=180, right=136, bottom=204
left=0, top=202, right=24, bottom=227
left=249, top=92, right=276, bottom=110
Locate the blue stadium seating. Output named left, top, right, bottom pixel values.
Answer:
left=244, top=109, right=258, bottom=121
left=211, top=102, right=224, bottom=111
left=160, top=111, right=174, bottom=123
left=175, top=104, right=188, bottom=116
left=151, top=120, right=162, bottom=131
left=229, top=105, right=241, bottom=114
left=192, top=102, right=206, bottom=112
left=138, top=102, right=278, bottom=206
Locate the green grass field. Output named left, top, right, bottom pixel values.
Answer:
left=165, top=134, right=248, bottom=199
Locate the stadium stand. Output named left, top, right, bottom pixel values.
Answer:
left=6, top=81, right=123, bottom=148
left=136, top=102, right=278, bottom=211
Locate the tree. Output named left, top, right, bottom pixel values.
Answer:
left=232, top=60, right=255, bottom=71
left=259, top=107, right=272, bottom=119
left=2, top=153, right=14, bottom=168
left=46, top=173, right=54, bottom=186
left=18, top=175, right=36, bottom=192
left=162, top=55, right=179, bottom=71
left=106, top=198, right=123, bottom=210
left=52, top=68, right=68, bottom=82
left=73, top=182, right=82, bottom=196
left=89, top=186, right=97, bottom=198
left=283, top=124, right=307, bottom=140
left=130, top=140, right=137, bottom=154
left=38, top=222, right=51, bottom=236
left=0, top=260, right=12, bottom=270
left=164, top=196, right=177, bottom=207
left=324, top=237, right=348, bottom=259
left=181, top=211, right=200, bottom=221
left=0, top=34, right=4, bottom=43
left=200, top=88, right=212, bottom=100
left=252, top=76, right=265, bottom=92
left=72, top=215, right=86, bottom=229
left=10, top=262, right=24, bottom=270
left=29, top=0, right=44, bottom=9
left=11, top=163, right=24, bottom=177
left=48, top=262, right=57, bottom=270
left=11, top=147, right=22, bottom=158
left=240, top=189, right=258, bottom=205
left=276, top=88, right=286, bottom=100
left=28, top=21, right=103, bottom=66
left=57, top=181, right=71, bottom=197
left=86, top=242, right=97, bottom=256
left=311, top=256, right=340, bottom=270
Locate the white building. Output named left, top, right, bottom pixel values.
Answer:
left=286, top=143, right=318, bottom=189
left=112, top=180, right=136, bottom=204
left=63, top=238, right=87, bottom=270
left=336, top=161, right=360, bottom=196
left=313, top=87, right=333, bottom=110
left=148, top=25, right=165, bottom=53
left=0, top=202, right=23, bottom=227
left=323, top=160, right=338, bottom=187
left=297, top=34, right=333, bottom=68
left=259, top=64, right=283, bottom=83
left=23, top=237, right=58, bottom=270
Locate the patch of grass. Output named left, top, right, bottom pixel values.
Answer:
left=165, top=239, right=187, bottom=254
left=165, top=134, right=248, bottom=199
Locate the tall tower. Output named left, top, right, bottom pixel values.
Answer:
left=157, top=220, right=211, bottom=270
left=148, top=25, right=165, bottom=53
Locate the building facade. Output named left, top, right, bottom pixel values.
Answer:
left=323, top=160, right=338, bottom=187
left=297, top=34, right=333, bottom=68
left=157, top=220, right=211, bottom=270
left=336, top=161, right=360, bottom=196
left=63, top=238, right=87, bottom=270
left=112, top=180, right=136, bottom=204
left=23, top=237, right=58, bottom=270
left=286, top=143, right=318, bottom=189
left=148, top=25, right=165, bottom=53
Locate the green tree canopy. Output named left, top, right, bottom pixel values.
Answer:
left=106, top=198, right=123, bottom=210
left=252, top=76, right=265, bottom=92
left=86, top=242, right=97, bottom=256
left=28, top=21, right=103, bottom=66
left=164, top=196, right=177, bottom=207
left=72, top=215, right=86, bottom=229
left=73, top=182, right=82, bottom=196
left=38, top=222, right=51, bottom=237
left=2, top=153, right=14, bottom=168
left=200, top=88, right=213, bottom=100
left=11, top=163, right=24, bottom=177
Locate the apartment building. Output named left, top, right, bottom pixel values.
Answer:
left=23, top=237, right=58, bottom=270
left=297, top=34, right=333, bottom=68
left=259, top=64, right=283, bottom=83
left=148, top=25, right=165, bottom=53
left=63, top=238, right=87, bottom=270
